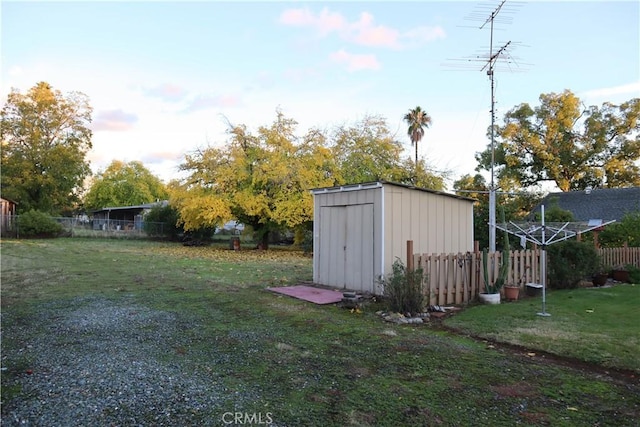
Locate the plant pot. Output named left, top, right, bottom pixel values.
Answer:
left=479, top=293, right=501, bottom=305
left=612, top=270, right=630, bottom=283
left=504, top=286, right=520, bottom=301
left=592, top=273, right=608, bottom=286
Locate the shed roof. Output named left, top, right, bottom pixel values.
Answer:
left=311, top=181, right=476, bottom=203
left=533, top=187, right=640, bottom=221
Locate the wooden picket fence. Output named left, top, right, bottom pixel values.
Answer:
left=412, top=249, right=541, bottom=306
left=598, top=247, right=640, bottom=269
left=413, top=246, right=639, bottom=306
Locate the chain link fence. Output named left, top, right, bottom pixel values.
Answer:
left=0, top=215, right=169, bottom=239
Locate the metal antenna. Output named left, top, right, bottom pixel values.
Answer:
left=444, top=1, right=527, bottom=252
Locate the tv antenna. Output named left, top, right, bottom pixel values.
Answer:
left=445, top=0, right=528, bottom=252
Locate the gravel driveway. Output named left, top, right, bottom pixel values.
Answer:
left=1, top=296, right=252, bottom=426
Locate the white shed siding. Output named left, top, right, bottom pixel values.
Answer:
left=313, top=182, right=474, bottom=294
left=382, top=185, right=473, bottom=282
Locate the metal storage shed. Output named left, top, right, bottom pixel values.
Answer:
left=311, top=181, right=475, bottom=295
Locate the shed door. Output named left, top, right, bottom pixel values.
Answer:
left=319, top=204, right=374, bottom=292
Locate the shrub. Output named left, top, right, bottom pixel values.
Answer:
left=380, top=259, right=425, bottom=315
left=143, top=205, right=182, bottom=240
left=297, top=229, right=313, bottom=255
left=547, top=240, right=600, bottom=289
left=17, top=210, right=63, bottom=237
left=598, top=211, right=640, bottom=247
left=626, top=264, right=640, bottom=284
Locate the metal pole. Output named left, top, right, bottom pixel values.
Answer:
left=538, top=205, right=551, bottom=317
left=488, top=16, right=496, bottom=253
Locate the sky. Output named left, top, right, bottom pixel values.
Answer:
left=2, top=0, right=639, bottom=190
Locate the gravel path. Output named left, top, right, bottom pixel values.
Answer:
left=1, top=296, right=252, bottom=426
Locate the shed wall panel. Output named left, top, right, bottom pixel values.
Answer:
left=382, top=185, right=474, bottom=278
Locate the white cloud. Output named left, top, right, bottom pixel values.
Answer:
left=580, top=82, right=640, bottom=103
left=183, top=94, right=242, bottom=113
left=143, top=83, right=188, bottom=102
left=329, top=49, right=381, bottom=72
left=279, top=7, right=444, bottom=50
left=92, top=109, right=138, bottom=132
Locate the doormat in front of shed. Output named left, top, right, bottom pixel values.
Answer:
left=266, top=285, right=343, bottom=305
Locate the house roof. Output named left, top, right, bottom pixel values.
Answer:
left=91, top=200, right=168, bottom=214
left=533, top=187, right=640, bottom=221
left=311, top=180, right=476, bottom=203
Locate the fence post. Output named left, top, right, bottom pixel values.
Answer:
left=406, top=240, right=414, bottom=271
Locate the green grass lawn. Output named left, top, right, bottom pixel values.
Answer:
left=2, top=238, right=639, bottom=426
left=444, top=284, right=640, bottom=373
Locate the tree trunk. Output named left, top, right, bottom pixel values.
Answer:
left=258, top=231, right=270, bottom=250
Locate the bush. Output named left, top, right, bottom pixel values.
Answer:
left=547, top=240, right=600, bottom=289
left=144, top=205, right=182, bottom=240
left=598, top=211, right=640, bottom=247
left=17, top=210, right=63, bottom=237
left=626, top=264, right=640, bottom=284
left=380, top=259, right=425, bottom=315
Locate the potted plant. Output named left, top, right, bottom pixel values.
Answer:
left=612, top=265, right=630, bottom=283
left=503, top=282, right=519, bottom=301
left=504, top=273, right=526, bottom=301
left=480, top=209, right=510, bottom=304
left=592, top=264, right=609, bottom=287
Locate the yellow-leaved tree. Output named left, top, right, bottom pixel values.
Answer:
left=170, top=111, right=338, bottom=249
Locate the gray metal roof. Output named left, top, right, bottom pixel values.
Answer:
left=91, top=200, right=168, bottom=214
left=533, top=187, right=640, bottom=221
left=311, top=180, right=476, bottom=203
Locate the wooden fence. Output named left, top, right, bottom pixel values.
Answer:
left=413, top=246, right=639, bottom=306
left=413, top=249, right=541, bottom=306
left=598, top=247, right=640, bottom=268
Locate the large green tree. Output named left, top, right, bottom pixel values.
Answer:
left=1, top=82, right=93, bottom=214
left=172, top=112, right=338, bottom=248
left=331, top=115, right=405, bottom=184
left=83, top=160, right=168, bottom=211
left=477, top=90, right=640, bottom=191
left=331, top=114, right=445, bottom=190
left=404, top=106, right=432, bottom=167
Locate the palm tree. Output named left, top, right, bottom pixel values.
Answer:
left=403, top=106, right=432, bottom=167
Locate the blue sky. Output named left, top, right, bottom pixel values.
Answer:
left=2, top=1, right=639, bottom=189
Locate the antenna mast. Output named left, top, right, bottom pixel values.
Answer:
left=485, top=2, right=510, bottom=253
left=456, top=0, right=525, bottom=252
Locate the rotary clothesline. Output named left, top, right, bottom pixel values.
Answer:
left=494, top=205, right=616, bottom=316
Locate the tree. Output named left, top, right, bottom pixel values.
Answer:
left=403, top=106, right=432, bottom=167
left=172, top=111, right=338, bottom=249
left=331, top=115, right=445, bottom=190
left=1, top=82, right=93, bottom=214
left=399, top=158, right=446, bottom=191
left=598, top=211, right=640, bottom=247
left=477, top=90, right=640, bottom=191
left=83, top=160, right=168, bottom=211
left=331, top=115, right=405, bottom=184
